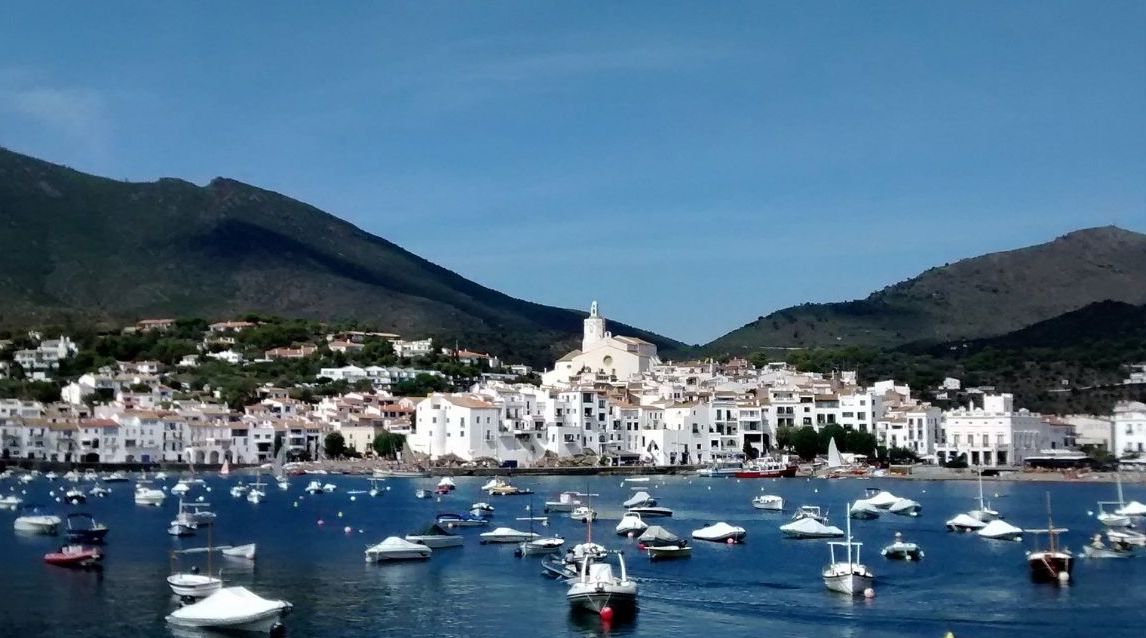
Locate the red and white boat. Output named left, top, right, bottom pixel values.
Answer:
left=44, top=544, right=103, bottom=568
left=735, top=457, right=798, bottom=479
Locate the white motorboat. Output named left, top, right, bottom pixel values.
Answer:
left=622, top=491, right=656, bottom=508
left=167, top=586, right=291, bottom=633
left=696, top=460, right=743, bottom=477
left=544, top=491, right=583, bottom=513
left=517, top=536, right=566, bottom=556
left=45, top=471, right=59, bottom=481
left=14, top=511, right=62, bottom=535
left=88, top=485, right=111, bottom=498
left=752, top=495, right=783, bottom=511
left=322, top=483, right=336, bottom=493
left=373, top=468, right=430, bottom=478
left=167, top=572, right=224, bottom=598
left=849, top=500, right=881, bottom=520
left=103, top=471, right=130, bottom=483
left=969, top=469, right=1000, bottom=521
left=616, top=512, right=648, bottom=536
left=470, top=502, right=495, bottom=517
left=246, top=477, right=266, bottom=504
left=888, top=498, right=921, bottom=517
left=862, top=489, right=900, bottom=509
left=570, top=506, right=597, bottom=523
left=626, top=505, right=672, bottom=517
left=691, top=522, right=746, bottom=544
left=479, top=527, right=539, bottom=544
left=0, top=495, right=24, bottom=509
left=823, top=507, right=873, bottom=596
left=977, top=519, right=1023, bottom=541
left=481, top=478, right=507, bottom=491
left=437, top=513, right=489, bottom=527
left=1083, top=534, right=1133, bottom=559
left=63, top=486, right=86, bottom=504
left=415, top=489, right=432, bottom=499
left=625, top=477, right=651, bottom=483
left=1108, top=528, right=1146, bottom=547
left=168, top=522, right=196, bottom=537
left=543, top=542, right=609, bottom=580
left=436, top=476, right=456, bottom=491
left=277, top=477, right=290, bottom=491
left=405, top=523, right=464, bottom=548
left=881, top=532, right=924, bottom=561
left=946, top=513, right=988, bottom=532
left=304, top=480, right=324, bottom=494
left=154, top=472, right=168, bottom=480
left=781, top=516, right=844, bottom=539
left=135, top=481, right=166, bottom=506
left=229, top=484, right=247, bottom=498
left=793, top=505, right=828, bottom=523
left=1117, top=500, right=1146, bottom=517
left=566, top=552, right=638, bottom=616
left=183, top=502, right=216, bottom=526
left=170, top=482, right=191, bottom=496
left=638, top=525, right=691, bottom=560
left=221, top=543, right=257, bottom=560
left=365, top=536, right=432, bottom=562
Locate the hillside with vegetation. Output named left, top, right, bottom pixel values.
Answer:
left=0, top=147, right=683, bottom=367
left=747, top=301, right=1146, bottom=414
left=708, top=226, right=1146, bottom=352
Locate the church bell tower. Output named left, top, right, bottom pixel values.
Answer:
left=582, top=300, right=606, bottom=352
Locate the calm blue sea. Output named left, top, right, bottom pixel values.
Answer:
left=1, top=473, right=1144, bottom=638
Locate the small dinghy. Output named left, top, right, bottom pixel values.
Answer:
left=880, top=532, right=924, bottom=561
left=977, top=519, right=1023, bottom=541
left=406, top=523, right=464, bottom=548
left=221, top=543, right=257, bottom=560
left=946, top=513, right=988, bottom=532
left=470, top=502, right=495, bottom=517
left=691, top=522, right=746, bottom=544
left=516, top=536, right=566, bottom=557
left=44, top=544, right=102, bottom=568
left=166, top=586, right=291, bottom=633
left=570, top=506, right=598, bottom=523
left=64, top=487, right=86, bottom=504
left=436, top=477, right=456, bottom=491
left=88, top=485, right=111, bottom=498
left=780, top=517, right=844, bottom=539
left=365, top=537, right=432, bottom=562
left=752, top=495, right=783, bottom=511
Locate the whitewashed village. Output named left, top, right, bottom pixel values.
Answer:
left=2, top=303, right=1145, bottom=473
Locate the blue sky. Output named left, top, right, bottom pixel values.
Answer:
left=1, top=2, right=1143, bottom=344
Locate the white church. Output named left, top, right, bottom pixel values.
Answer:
left=542, top=301, right=660, bottom=386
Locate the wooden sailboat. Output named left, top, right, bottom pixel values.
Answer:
left=1025, top=492, right=1072, bottom=584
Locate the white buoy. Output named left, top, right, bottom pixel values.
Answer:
left=337, top=511, right=343, bottom=518
left=350, top=495, right=357, bottom=501
left=206, top=486, right=212, bottom=492
left=344, top=526, right=352, bottom=534
left=1058, top=571, right=1070, bottom=584
left=864, top=587, right=875, bottom=598
left=293, top=502, right=298, bottom=508
left=627, top=532, right=634, bottom=538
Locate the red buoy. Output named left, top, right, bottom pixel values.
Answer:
left=600, top=606, right=614, bottom=622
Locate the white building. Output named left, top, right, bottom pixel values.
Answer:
left=1113, top=401, right=1146, bottom=457
left=936, top=394, right=1070, bottom=467
left=543, top=302, right=660, bottom=386
left=392, top=338, right=434, bottom=359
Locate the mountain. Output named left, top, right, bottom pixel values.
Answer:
left=0, top=147, right=684, bottom=365
left=707, top=226, right=1146, bottom=353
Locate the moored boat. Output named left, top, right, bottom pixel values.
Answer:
left=566, top=552, right=638, bottom=617
left=221, top=543, right=257, bottom=560
left=823, top=506, right=873, bottom=596
left=1025, top=493, right=1072, bottom=585
left=752, top=495, right=783, bottom=511
left=946, top=513, right=987, bottom=532
left=570, top=505, right=598, bottom=522
left=691, top=522, right=746, bottom=544
left=616, top=512, right=648, bottom=536
left=436, top=512, right=489, bottom=528
left=14, top=506, right=62, bottom=535
left=880, top=532, right=924, bottom=561
left=849, top=500, right=881, bottom=520
left=166, top=586, right=291, bottom=633
left=405, top=523, right=464, bottom=548
left=637, top=525, right=691, bottom=560
left=365, top=537, right=432, bottom=562
left=780, top=517, right=844, bottom=539
left=626, top=505, right=672, bottom=518
left=65, top=512, right=109, bottom=543
left=544, top=491, right=583, bottom=513
left=978, top=519, right=1023, bottom=542
left=479, top=527, right=539, bottom=544
left=44, top=544, right=102, bottom=568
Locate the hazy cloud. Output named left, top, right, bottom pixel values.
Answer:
left=0, top=68, right=111, bottom=158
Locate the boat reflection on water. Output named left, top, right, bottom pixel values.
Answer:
left=567, top=606, right=639, bottom=634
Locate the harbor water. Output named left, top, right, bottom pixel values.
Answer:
left=1, top=474, right=1144, bottom=637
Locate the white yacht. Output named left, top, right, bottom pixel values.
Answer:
left=566, top=552, right=638, bottom=616
left=780, top=517, right=844, bottom=539
left=823, top=506, right=873, bottom=596
left=978, top=519, right=1023, bottom=541
left=969, top=469, right=1000, bottom=522
left=166, top=586, right=291, bottom=633
left=946, top=513, right=988, bottom=532
left=134, top=482, right=166, bottom=506
left=752, top=495, right=783, bottom=511
left=170, top=482, right=191, bottom=497
left=246, top=476, right=266, bottom=504
left=365, top=537, right=432, bottom=562
left=14, top=510, right=62, bottom=534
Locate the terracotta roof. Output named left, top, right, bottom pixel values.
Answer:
left=444, top=396, right=497, bottom=409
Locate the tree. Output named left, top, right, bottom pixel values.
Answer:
left=742, top=440, right=759, bottom=461
left=324, top=431, right=347, bottom=459
left=372, top=431, right=406, bottom=458
left=791, top=426, right=820, bottom=460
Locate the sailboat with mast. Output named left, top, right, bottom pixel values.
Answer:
left=246, top=473, right=266, bottom=504
left=969, top=468, right=1000, bottom=522
left=168, top=525, right=225, bottom=599
left=1097, top=472, right=1132, bottom=528
left=516, top=501, right=564, bottom=557
left=822, top=502, right=874, bottom=595
left=1025, top=492, right=1072, bottom=584
left=273, top=441, right=289, bottom=490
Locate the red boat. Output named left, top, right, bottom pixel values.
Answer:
left=44, top=544, right=103, bottom=568
left=734, top=458, right=798, bottom=479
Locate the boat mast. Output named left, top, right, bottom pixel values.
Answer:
left=1116, top=471, right=1125, bottom=507
left=845, top=502, right=854, bottom=565
left=1045, top=492, right=1056, bottom=554
left=977, top=468, right=985, bottom=511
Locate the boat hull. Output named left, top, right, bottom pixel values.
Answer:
left=167, top=574, right=224, bottom=598
left=567, top=587, right=638, bottom=614
left=647, top=545, right=691, bottom=560
left=167, top=609, right=287, bottom=632
left=823, top=571, right=873, bottom=595
left=405, top=535, right=463, bottom=548
left=365, top=549, right=431, bottom=562
left=1028, top=552, right=1073, bottom=583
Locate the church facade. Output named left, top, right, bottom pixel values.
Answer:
left=542, top=301, right=660, bottom=386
